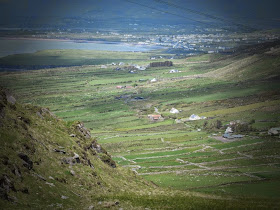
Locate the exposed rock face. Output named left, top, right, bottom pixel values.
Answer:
left=87, top=141, right=103, bottom=154
left=85, top=140, right=116, bottom=168
left=0, top=175, right=16, bottom=201
left=76, top=122, right=91, bottom=139
left=61, top=153, right=81, bottom=165
left=0, top=89, right=13, bottom=124
left=18, top=153, right=33, bottom=170
left=11, top=164, right=22, bottom=179
left=0, top=88, right=16, bottom=105
left=53, top=148, right=66, bottom=154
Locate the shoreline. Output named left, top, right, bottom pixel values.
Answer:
left=0, top=36, right=163, bottom=50
left=0, top=37, right=163, bottom=58
left=0, top=36, right=122, bottom=44
left=0, top=36, right=160, bottom=47
left=0, top=36, right=73, bottom=42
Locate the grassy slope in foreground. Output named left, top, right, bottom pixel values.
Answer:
left=2, top=88, right=275, bottom=209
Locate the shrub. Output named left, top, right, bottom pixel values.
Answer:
left=207, top=120, right=223, bottom=130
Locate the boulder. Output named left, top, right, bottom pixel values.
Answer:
left=268, top=127, right=280, bottom=135
left=6, top=95, right=16, bottom=105
left=61, top=157, right=73, bottom=165
left=102, top=201, right=119, bottom=208
left=53, top=149, right=66, bottom=154
left=61, top=153, right=81, bottom=165
left=70, top=170, right=76, bottom=176
left=40, top=107, right=56, bottom=118
left=61, top=195, right=68, bottom=199
left=36, top=112, right=44, bottom=119
left=45, top=182, right=55, bottom=187
left=73, top=153, right=80, bottom=163
left=88, top=205, right=95, bottom=210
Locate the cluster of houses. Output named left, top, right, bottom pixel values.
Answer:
left=100, top=61, right=177, bottom=78
left=101, top=62, right=148, bottom=71
left=114, top=63, right=148, bottom=71
left=147, top=110, right=208, bottom=122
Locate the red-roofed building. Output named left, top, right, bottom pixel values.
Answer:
left=148, top=115, right=163, bottom=121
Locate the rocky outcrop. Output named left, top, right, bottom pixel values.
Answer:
left=18, top=153, right=33, bottom=170
left=75, top=122, right=91, bottom=139
left=84, top=140, right=116, bottom=168
left=0, top=175, right=16, bottom=201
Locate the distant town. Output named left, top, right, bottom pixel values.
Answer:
left=1, top=23, right=279, bottom=55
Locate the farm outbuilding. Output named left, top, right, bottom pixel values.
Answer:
left=170, top=108, right=179, bottom=114
left=148, top=114, right=163, bottom=121
left=169, top=69, right=179, bottom=73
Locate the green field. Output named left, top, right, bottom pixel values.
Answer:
left=1, top=44, right=280, bottom=208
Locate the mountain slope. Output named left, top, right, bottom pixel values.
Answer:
left=0, top=88, right=156, bottom=209
left=204, top=41, right=280, bottom=81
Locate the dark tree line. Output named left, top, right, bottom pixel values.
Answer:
left=149, top=61, right=173, bottom=67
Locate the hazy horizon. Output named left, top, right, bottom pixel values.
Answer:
left=1, top=0, right=280, bottom=31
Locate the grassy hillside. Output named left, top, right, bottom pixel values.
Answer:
left=0, top=41, right=280, bottom=208
left=0, top=88, right=146, bottom=209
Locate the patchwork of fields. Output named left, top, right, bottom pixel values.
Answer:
left=0, top=45, right=280, bottom=202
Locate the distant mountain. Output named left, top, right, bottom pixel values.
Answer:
left=0, top=0, right=280, bottom=32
